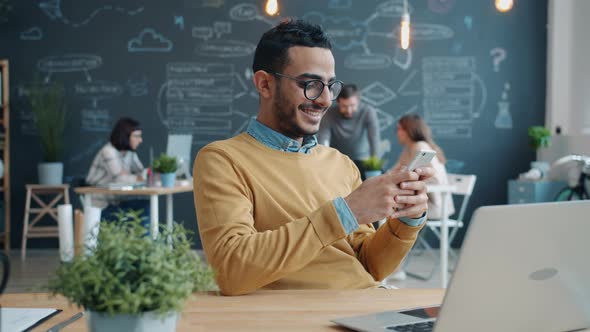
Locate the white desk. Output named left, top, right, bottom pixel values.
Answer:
left=426, top=184, right=457, bottom=288
left=74, top=184, right=193, bottom=237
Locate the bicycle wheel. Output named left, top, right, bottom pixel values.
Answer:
left=555, top=187, right=583, bottom=201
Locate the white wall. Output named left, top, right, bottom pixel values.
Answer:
left=542, top=0, right=590, bottom=162
left=546, top=0, right=590, bottom=135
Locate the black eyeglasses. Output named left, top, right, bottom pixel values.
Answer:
left=270, top=72, right=344, bottom=101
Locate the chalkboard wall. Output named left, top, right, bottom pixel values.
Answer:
left=0, top=0, right=547, bottom=249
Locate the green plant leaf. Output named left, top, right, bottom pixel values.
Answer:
left=361, top=155, right=384, bottom=171
left=152, top=153, right=178, bottom=173
left=45, top=209, right=217, bottom=316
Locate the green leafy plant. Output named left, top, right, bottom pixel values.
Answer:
left=46, top=210, right=217, bottom=316
left=528, top=126, right=551, bottom=151
left=28, top=78, right=67, bottom=162
left=152, top=154, right=178, bottom=174
left=362, top=155, right=384, bottom=171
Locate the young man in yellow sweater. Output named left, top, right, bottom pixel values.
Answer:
left=193, top=19, right=434, bottom=296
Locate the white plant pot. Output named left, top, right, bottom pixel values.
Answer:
left=38, top=162, right=63, bottom=185
left=87, top=311, right=178, bottom=332
left=364, top=170, right=382, bottom=178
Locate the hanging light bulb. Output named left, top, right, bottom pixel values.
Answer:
left=400, top=0, right=411, bottom=50
left=265, top=0, right=278, bottom=16
left=495, top=0, right=514, bottom=13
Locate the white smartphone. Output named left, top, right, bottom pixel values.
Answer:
left=406, top=149, right=436, bottom=171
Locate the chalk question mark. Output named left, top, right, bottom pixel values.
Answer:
left=490, top=47, right=506, bottom=72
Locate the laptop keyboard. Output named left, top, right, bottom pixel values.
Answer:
left=386, top=321, right=435, bottom=332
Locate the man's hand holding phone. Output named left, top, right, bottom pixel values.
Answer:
left=344, top=151, right=435, bottom=224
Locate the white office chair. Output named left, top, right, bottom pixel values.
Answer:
left=406, top=173, right=477, bottom=281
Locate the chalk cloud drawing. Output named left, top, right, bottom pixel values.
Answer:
left=128, top=28, right=173, bottom=52
left=37, top=54, right=102, bottom=83
left=20, top=27, right=43, bottom=40
left=38, top=0, right=144, bottom=28
left=422, top=56, right=487, bottom=139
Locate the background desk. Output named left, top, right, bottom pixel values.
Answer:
left=2, top=289, right=444, bottom=331
left=74, top=185, right=193, bottom=236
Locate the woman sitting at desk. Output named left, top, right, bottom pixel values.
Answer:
left=394, top=114, right=454, bottom=219
left=86, top=117, right=149, bottom=224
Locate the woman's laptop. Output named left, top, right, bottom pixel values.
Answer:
left=332, top=201, right=590, bottom=332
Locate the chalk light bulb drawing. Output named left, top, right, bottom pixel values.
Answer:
left=400, top=12, right=411, bottom=50
left=495, top=0, right=514, bottom=12
left=265, top=0, right=278, bottom=16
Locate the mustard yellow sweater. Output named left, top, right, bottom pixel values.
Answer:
left=193, top=133, right=423, bottom=295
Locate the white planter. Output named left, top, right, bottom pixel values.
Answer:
left=364, top=170, right=382, bottom=178
left=38, top=162, right=63, bottom=185
left=87, top=311, right=178, bottom=332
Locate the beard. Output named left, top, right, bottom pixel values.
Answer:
left=272, top=84, right=327, bottom=139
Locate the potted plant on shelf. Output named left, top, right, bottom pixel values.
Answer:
left=46, top=210, right=217, bottom=332
left=528, top=126, right=552, bottom=176
left=362, top=155, right=384, bottom=179
left=152, top=154, right=178, bottom=188
left=29, top=79, right=67, bottom=185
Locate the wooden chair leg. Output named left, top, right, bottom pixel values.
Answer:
left=21, top=188, right=32, bottom=261
left=74, top=209, right=84, bottom=257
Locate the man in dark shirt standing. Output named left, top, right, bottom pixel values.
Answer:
left=318, top=84, right=381, bottom=179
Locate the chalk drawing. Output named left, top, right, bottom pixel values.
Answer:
left=344, top=53, right=392, bottom=70
left=128, top=28, right=173, bottom=53
left=229, top=3, right=277, bottom=26
left=393, top=46, right=412, bottom=70
left=422, top=56, right=487, bottom=138
left=490, top=47, right=507, bottom=72
left=393, top=23, right=454, bottom=40
left=37, top=54, right=101, bottom=83
left=428, top=0, right=455, bottom=14
left=126, top=77, right=149, bottom=97
left=38, top=0, right=144, bottom=28
left=20, top=27, right=43, bottom=40
left=192, top=26, right=214, bottom=41
left=328, top=0, right=352, bottom=9
left=195, top=40, right=256, bottom=58
left=174, top=16, right=185, bottom=30
left=495, top=82, right=512, bottom=129
left=303, top=12, right=367, bottom=51
left=68, top=140, right=105, bottom=163
left=375, top=108, right=395, bottom=132
left=375, top=0, right=414, bottom=18
left=361, top=82, right=397, bottom=107
left=81, top=108, right=111, bottom=132
left=397, top=70, right=420, bottom=96
left=157, top=63, right=237, bottom=145
left=184, top=0, right=224, bottom=8
left=464, top=16, right=473, bottom=30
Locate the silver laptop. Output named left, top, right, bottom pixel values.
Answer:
left=333, top=201, right=590, bottom=332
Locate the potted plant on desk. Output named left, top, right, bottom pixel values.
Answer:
left=362, top=155, right=384, bottom=179
left=46, top=210, right=217, bottom=332
left=152, top=154, right=178, bottom=188
left=528, top=126, right=552, bottom=177
left=28, top=78, right=67, bottom=185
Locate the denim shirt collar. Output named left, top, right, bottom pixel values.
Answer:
left=247, top=119, right=318, bottom=154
